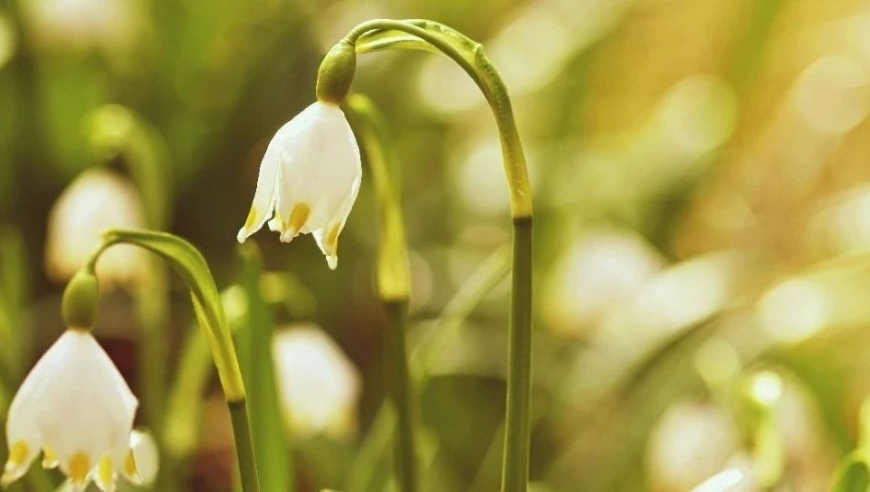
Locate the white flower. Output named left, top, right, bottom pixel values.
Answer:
left=45, top=168, right=148, bottom=286
left=237, top=101, right=362, bottom=270
left=127, top=429, right=159, bottom=486
left=22, top=0, right=141, bottom=53
left=272, top=325, right=361, bottom=438
left=2, top=330, right=143, bottom=491
left=647, top=401, right=737, bottom=491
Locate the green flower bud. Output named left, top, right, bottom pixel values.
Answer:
left=316, top=41, right=357, bottom=105
left=62, top=270, right=100, bottom=330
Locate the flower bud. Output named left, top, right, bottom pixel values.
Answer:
left=316, top=40, right=356, bottom=104
left=61, top=270, right=99, bottom=330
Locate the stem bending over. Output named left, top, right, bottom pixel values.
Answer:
left=326, top=19, right=534, bottom=492
left=87, top=229, right=260, bottom=492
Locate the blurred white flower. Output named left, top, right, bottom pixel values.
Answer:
left=272, top=325, right=361, bottom=439
left=22, top=0, right=140, bottom=53
left=647, top=401, right=737, bottom=491
left=542, top=229, right=663, bottom=337
left=237, top=101, right=361, bottom=270
left=45, top=168, right=147, bottom=287
left=2, top=330, right=142, bottom=491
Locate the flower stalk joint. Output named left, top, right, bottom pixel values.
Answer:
left=316, top=41, right=357, bottom=105
left=62, top=269, right=100, bottom=330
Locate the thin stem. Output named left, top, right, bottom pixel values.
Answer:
left=87, top=231, right=258, bottom=491
left=228, top=399, right=261, bottom=492
left=385, top=301, right=417, bottom=492
left=338, top=19, right=535, bottom=492
left=504, top=217, right=533, bottom=491
left=345, top=94, right=416, bottom=490
left=345, top=94, right=410, bottom=302
left=136, top=265, right=169, bottom=483
left=344, top=19, right=533, bottom=219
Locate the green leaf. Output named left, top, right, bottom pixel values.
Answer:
left=344, top=404, right=395, bottom=492
left=101, top=228, right=245, bottom=400
left=355, top=30, right=440, bottom=55
left=235, top=242, right=293, bottom=491
left=163, top=320, right=212, bottom=459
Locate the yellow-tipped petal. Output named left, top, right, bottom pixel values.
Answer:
left=237, top=207, right=259, bottom=243
left=42, top=446, right=59, bottom=468
left=238, top=129, right=282, bottom=243
left=2, top=440, right=31, bottom=486
left=324, top=222, right=341, bottom=256
left=94, top=456, right=115, bottom=492
left=67, top=452, right=91, bottom=486
left=124, top=430, right=158, bottom=485
left=280, top=203, right=311, bottom=243
left=123, top=450, right=140, bottom=483
left=312, top=220, right=346, bottom=270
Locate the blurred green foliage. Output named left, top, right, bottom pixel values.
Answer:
left=5, top=0, right=870, bottom=491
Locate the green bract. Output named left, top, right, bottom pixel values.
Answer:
left=61, top=270, right=100, bottom=330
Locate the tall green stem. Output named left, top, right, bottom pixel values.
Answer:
left=505, top=217, right=533, bottom=490
left=385, top=301, right=417, bottom=492
left=346, top=94, right=417, bottom=491
left=335, top=19, right=534, bottom=492
left=237, top=243, right=292, bottom=492
left=229, top=399, right=260, bottom=492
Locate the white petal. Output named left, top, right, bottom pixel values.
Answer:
left=10, top=330, right=137, bottom=487
left=237, top=134, right=281, bottom=243
left=311, top=174, right=361, bottom=270
left=274, top=102, right=361, bottom=238
left=3, top=328, right=62, bottom=486
left=122, top=430, right=158, bottom=486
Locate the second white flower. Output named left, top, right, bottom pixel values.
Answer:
left=237, top=101, right=362, bottom=270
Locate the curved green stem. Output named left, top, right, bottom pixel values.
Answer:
left=336, top=19, right=534, bottom=492
left=345, top=94, right=417, bottom=491
left=86, top=230, right=259, bottom=492
left=344, top=19, right=532, bottom=219
left=345, top=94, right=411, bottom=302
left=88, top=105, right=175, bottom=489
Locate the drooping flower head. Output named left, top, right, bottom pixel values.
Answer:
left=3, top=270, right=146, bottom=491
left=237, top=101, right=362, bottom=270
left=2, top=330, right=142, bottom=491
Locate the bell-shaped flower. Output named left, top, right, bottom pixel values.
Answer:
left=2, top=329, right=143, bottom=491
left=45, top=168, right=148, bottom=286
left=272, top=325, right=361, bottom=438
left=237, top=101, right=362, bottom=270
